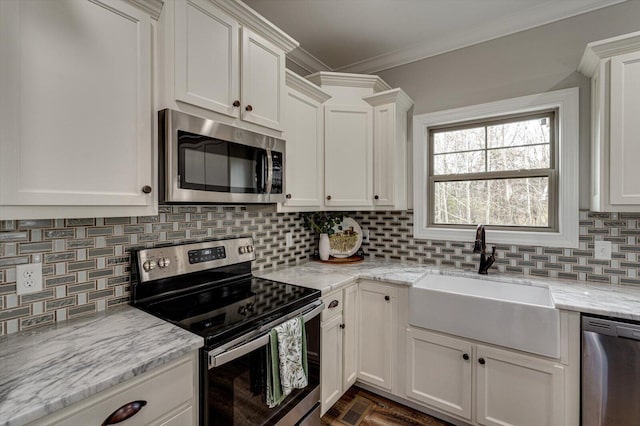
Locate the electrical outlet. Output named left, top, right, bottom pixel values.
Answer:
left=16, top=263, right=43, bottom=295
left=594, top=241, right=612, bottom=260
left=362, top=229, right=370, bottom=243
left=285, top=232, right=293, bottom=248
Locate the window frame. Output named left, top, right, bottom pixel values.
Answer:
left=413, top=88, right=579, bottom=248
left=428, top=109, right=559, bottom=231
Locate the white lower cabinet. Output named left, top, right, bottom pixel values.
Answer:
left=357, top=281, right=398, bottom=391
left=320, top=283, right=358, bottom=415
left=406, top=327, right=565, bottom=426
left=34, top=352, right=198, bottom=426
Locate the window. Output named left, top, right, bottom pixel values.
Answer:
left=413, top=88, right=579, bottom=248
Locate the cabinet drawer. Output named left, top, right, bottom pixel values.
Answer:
left=36, top=353, right=197, bottom=426
left=322, top=291, right=344, bottom=321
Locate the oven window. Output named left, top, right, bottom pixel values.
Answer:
left=205, top=316, right=320, bottom=425
left=178, top=130, right=267, bottom=194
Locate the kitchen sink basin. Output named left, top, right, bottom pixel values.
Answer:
left=409, top=274, right=560, bottom=358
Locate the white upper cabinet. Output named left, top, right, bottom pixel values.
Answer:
left=579, top=31, right=640, bottom=211
left=163, top=0, right=297, bottom=133
left=0, top=0, right=158, bottom=220
left=280, top=71, right=331, bottom=210
left=364, top=89, right=414, bottom=210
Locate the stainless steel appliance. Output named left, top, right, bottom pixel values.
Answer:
left=132, top=238, right=322, bottom=425
left=159, top=109, right=285, bottom=204
left=582, top=315, right=640, bottom=425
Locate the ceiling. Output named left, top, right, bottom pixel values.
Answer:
left=243, top=0, right=626, bottom=74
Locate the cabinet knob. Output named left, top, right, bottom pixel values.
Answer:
left=102, top=400, right=147, bottom=425
left=245, top=104, right=253, bottom=112
left=286, top=193, right=292, bottom=199
left=478, top=357, right=486, bottom=365
left=233, top=100, right=240, bottom=107
left=374, top=195, right=379, bottom=200
left=462, top=353, right=470, bottom=361
left=326, top=195, right=332, bottom=201
left=142, top=185, right=152, bottom=194
left=384, top=295, right=390, bottom=301
left=339, top=323, right=345, bottom=329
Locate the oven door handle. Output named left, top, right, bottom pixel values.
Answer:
left=208, top=301, right=324, bottom=369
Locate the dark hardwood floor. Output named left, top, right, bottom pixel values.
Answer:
left=321, top=386, right=454, bottom=426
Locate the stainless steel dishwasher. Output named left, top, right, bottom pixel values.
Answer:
left=582, top=315, right=640, bottom=425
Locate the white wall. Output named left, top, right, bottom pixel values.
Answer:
left=377, top=1, right=640, bottom=210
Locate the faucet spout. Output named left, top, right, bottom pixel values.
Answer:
left=473, top=224, right=495, bottom=275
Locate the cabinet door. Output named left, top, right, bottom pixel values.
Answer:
left=372, top=104, right=399, bottom=207
left=324, top=106, right=373, bottom=207
left=406, top=328, right=473, bottom=421
left=321, top=314, right=344, bottom=415
left=610, top=50, right=640, bottom=205
left=241, top=28, right=285, bottom=130
left=0, top=0, right=153, bottom=212
left=342, top=284, right=358, bottom=390
left=476, top=345, right=564, bottom=426
left=357, top=281, right=396, bottom=390
left=282, top=85, right=324, bottom=207
left=174, top=0, right=240, bottom=118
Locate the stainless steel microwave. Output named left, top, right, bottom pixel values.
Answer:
left=159, top=109, right=285, bottom=204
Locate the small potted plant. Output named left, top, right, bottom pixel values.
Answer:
left=301, top=212, right=343, bottom=260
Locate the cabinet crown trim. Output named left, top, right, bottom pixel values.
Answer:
left=363, top=88, right=414, bottom=110
left=306, top=71, right=391, bottom=93
left=210, top=0, right=299, bottom=52
left=127, top=0, right=164, bottom=19
left=578, top=30, right=640, bottom=77
left=286, top=70, right=332, bottom=103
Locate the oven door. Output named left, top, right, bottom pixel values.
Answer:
left=203, top=302, right=323, bottom=426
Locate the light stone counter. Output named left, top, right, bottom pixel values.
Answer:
left=0, top=305, right=203, bottom=426
left=257, top=259, right=640, bottom=321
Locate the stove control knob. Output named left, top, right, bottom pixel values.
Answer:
left=157, top=257, right=170, bottom=268
left=142, top=260, right=157, bottom=272
left=247, top=245, right=254, bottom=253
left=239, top=246, right=247, bottom=254
left=238, top=306, right=247, bottom=315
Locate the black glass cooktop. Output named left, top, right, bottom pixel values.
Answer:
left=139, top=276, right=320, bottom=348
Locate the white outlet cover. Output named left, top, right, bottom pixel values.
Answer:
left=594, top=241, right=612, bottom=260
left=285, top=232, right=293, bottom=247
left=16, top=263, right=43, bottom=295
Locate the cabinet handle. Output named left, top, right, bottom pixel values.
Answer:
left=233, top=100, right=240, bottom=107
left=326, top=195, right=332, bottom=201
left=374, top=195, right=379, bottom=200
left=384, top=295, right=390, bottom=301
left=328, top=300, right=339, bottom=309
left=286, top=193, right=292, bottom=199
left=462, top=353, right=469, bottom=361
left=102, top=400, right=147, bottom=425
left=142, top=185, right=152, bottom=194
left=339, top=324, right=345, bottom=329
left=478, top=357, right=486, bottom=365
left=245, top=104, right=253, bottom=112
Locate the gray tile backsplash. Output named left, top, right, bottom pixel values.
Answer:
left=0, top=205, right=314, bottom=336
left=354, top=209, right=640, bottom=285
left=1, top=206, right=639, bottom=336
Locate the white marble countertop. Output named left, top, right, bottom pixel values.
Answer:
left=257, top=259, right=640, bottom=321
left=0, top=305, right=203, bottom=426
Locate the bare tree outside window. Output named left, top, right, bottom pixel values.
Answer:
left=428, top=110, right=557, bottom=230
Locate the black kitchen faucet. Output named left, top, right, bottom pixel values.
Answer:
left=473, top=224, right=496, bottom=275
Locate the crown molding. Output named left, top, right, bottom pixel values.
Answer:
left=578, top=30, right=640, bottom=77
left=210, top=0, right=299, bottom=52
left=363, top=88, right=414, bottom=111
left=287, top=46, right=332, bottom=75
left=306, top=72, right=391, bottom=93
left=335, top=0, right=627, bottom=74
left=285, top=70, right=331, bottom=103
left=128, top=0, right=164, bottom=19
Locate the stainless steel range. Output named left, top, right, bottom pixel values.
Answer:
left=131, top=237, right=323, bottom=425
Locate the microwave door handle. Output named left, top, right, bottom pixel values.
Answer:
left=265, top=149, right=273, bottom=194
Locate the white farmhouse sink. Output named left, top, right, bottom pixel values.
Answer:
left=410, top=274, right=560, bottom=358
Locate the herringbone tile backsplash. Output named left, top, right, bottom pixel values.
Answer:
left=1, top=206, right=639, bottom=336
